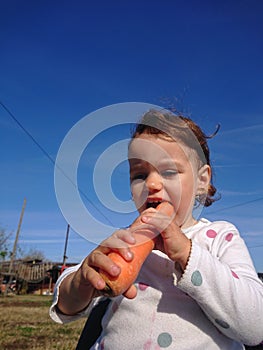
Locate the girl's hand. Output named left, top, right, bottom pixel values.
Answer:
left=57, top=229, right=137, bottom=315
left=140, top=208, right=191, bottom=271
left=74, top=229, right=137, bottom=298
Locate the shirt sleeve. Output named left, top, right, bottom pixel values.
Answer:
left=175, top=221, right=263, bottom=346
left=49, top=263, right=99, bottom=324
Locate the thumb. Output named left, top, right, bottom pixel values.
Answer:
left=123, top=284, right=137, bottom=299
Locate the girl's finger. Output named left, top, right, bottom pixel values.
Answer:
left=81, top=265, right=106, bottom=291
left=88, top=250, right=121, bottom=276
left=141, top=213, right=173, bottom=233
left=101, top=229, right=135, bottom=249
left=123, top=284, right=137, bottom=299
left=114, top=228, right=136, bottom=245
left=98, top=229, right=136, bottom=261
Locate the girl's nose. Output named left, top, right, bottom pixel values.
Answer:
left=145, top=172, right=163, bottom=192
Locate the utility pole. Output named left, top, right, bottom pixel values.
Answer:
left=5, top=198, right=26, bottom=296
left=62, top=224, right=70, bottom=266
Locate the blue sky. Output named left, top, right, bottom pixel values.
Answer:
left=1, top=0, right=263, bottom=271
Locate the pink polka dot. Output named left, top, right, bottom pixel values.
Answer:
left=231, top=270, right=239, bottom=279
left=143, top=339, right=153, bottom=350
left=138, top=282, right=149, bottom=291
left=225, top=233, right=234, bottom=242
left=206, top=229, right=217, bottom=238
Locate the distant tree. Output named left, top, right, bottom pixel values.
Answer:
left=0, top=226, right=47, bottom=262
left=0, top=226, right=12, bottom=261
left=21, top=248, right=46, bottom=262
left=0, top=250, right=8, bottom=261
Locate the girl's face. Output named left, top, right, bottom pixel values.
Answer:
left=128, top=134, right=210, bottom=228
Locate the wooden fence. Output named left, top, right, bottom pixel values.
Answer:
left=0, top=259, right=54, bottom=282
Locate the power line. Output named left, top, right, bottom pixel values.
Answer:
left=0, top=101, right=56, bottom=166
left=207, top=197, right=263, bottom=215
left=0, top=100, right=114, bottom=226
left=1, top=100, right=263, bottom=222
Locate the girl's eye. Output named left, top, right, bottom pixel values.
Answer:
left=161, top=170, right=178, bottom=178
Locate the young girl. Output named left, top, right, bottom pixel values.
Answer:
left=50, top=110, right=263, bottom=349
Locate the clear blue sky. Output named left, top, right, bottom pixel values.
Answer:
left=1, top=0, right=263, bottom=271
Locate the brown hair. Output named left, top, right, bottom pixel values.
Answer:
left=130, top=109, right=219, bottom=207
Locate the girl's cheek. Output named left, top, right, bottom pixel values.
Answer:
left=131, top=184, right=147, bottom=205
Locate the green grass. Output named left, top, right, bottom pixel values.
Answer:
left=0, top=294, right=86, bottom=350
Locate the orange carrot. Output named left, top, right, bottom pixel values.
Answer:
left=99, top=202, right=174, bottom=296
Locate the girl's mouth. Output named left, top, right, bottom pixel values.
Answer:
left=146, top=200, right=162, bottom=209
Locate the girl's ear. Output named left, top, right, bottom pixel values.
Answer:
left=197, top=164, right=211, bottom=194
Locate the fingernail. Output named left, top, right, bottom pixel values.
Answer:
left=129, top=236, right=136, bottom=244
left=126, top=251, right=133, bottom=260
left=97, top=279, right=105, bottom=289
left=111, top=265, right=120, bottom=275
